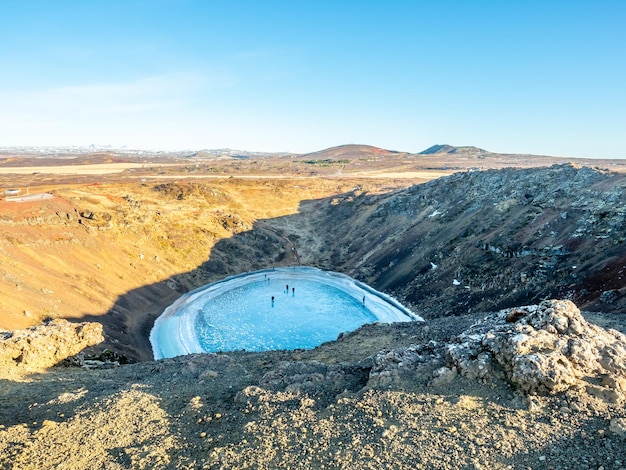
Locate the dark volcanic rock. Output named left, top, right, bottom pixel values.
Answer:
left=308, top=164, right=626, bottom=318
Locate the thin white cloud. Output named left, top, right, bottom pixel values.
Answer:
left=2, top=73, right=211, bottom=116
left=0, top=72, right=235, bottom=146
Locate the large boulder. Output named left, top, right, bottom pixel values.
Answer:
left=447, top=299, right=626, bottom=400
left=0, top=319, right=103, bottom=374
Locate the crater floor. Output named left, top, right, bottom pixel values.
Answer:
left=150, top=267, right=419, bottom=359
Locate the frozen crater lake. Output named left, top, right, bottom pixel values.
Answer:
left=150, top=267, right=421, bottom=359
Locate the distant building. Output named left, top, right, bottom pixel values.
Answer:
left=5, top=189, right=20, bottom=196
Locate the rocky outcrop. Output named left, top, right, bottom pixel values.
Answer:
left=257, top=360, right=371, bottom=406
left=447, top=299, right=626, bottom=400
left=361, top=299, right=626, bottom=401
left=0, top=319, right=103, bottom=373
left=367, top=341, right=444, bottom=388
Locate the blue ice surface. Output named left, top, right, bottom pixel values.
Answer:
left=150, top=267, right=421, bottom=359
left=196, top=279, right=376, bottom=353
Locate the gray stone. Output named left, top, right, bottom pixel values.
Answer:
left=430, top=366, right=458, bottom=387
left=609, top=418, right=626, bottom=440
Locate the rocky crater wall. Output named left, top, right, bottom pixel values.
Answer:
left=297, top=164, right=626, bottom=318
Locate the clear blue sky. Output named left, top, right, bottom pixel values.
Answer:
left=1, top=1, right=625, bottom=157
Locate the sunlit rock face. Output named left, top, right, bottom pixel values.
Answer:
left=364, top=299, right=626, bottom=401
left=0, top=319, right=103, bottom=372
left=150, top=267, right=419, bottom=359
left=447, top=299, right=626, bottom=400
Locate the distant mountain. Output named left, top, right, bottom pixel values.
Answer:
left=419, top=144, right=457, bottom=154
left=295, top=144, right=405, bottom=161
left=419, top=144, right=488, bottom=155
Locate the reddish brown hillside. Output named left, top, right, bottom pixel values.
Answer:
left=293, top=144, right=406, bottom=161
